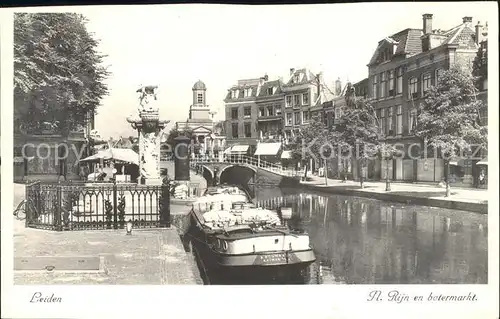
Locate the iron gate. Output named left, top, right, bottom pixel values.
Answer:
left=25, top=179, right=171, bottom=231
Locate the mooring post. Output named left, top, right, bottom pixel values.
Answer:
left=113, top=178, right=118, bottom=229
left=160, top=178, right=171, bottom=228
left=56, top=181, right=63, bottom=231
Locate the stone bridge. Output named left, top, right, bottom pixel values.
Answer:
left=189, top=156, right=301, bottom=187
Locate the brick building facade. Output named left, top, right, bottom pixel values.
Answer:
left=224, top=77, right=265, bottom=153
left=366, top=14, right=485, bottom=185
left=255, top=76, right=285, bottom=141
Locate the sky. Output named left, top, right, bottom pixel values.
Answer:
left=79, top=2, right=493, bottom=139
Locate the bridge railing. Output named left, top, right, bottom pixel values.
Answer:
left=189, top=155, right=304, bottom=177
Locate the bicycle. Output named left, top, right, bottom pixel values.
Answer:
left=13, top=199, right=37, bottom=221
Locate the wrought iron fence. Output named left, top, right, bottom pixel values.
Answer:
left=25, top=180, right=171, bottom=231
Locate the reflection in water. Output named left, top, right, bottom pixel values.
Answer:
left=250, top=186, right=488, bottom=284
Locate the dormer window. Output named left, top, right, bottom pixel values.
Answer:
left=380, top=47, right=392, bottom=63
left=244, top=88, right=252, bottom=97
left=231, top=90, right=239, bottom=99
left=293, top=74, right=300, bottom=83
left=267, top=87, right=274, bottom=95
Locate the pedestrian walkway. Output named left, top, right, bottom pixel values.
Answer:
left=301, top=176, right=488, bottom=213
left=13, top=183, right=202, bottom=285
left=14, top=221, right=202, bottom=285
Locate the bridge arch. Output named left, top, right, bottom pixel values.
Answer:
left=219, top=165, right=257, bottom=186
left=201, top=165, right=215, bottom=186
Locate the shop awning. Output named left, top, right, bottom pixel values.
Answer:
left=281, top=150, right=292, bottom=159
left=477, top=157, right=488, bottom=166
left=254, top=142, right=281, bottom=156
left=230, top=145, right=249, bottom=154
left=79, top=148, right=139, bottom=165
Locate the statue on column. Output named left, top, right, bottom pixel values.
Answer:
left=127, top=84, right=169, bottom=185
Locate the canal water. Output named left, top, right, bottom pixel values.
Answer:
left=190, top=186, right=488, bottom=285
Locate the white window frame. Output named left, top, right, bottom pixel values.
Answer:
left=285, top=95, right=292, bottom=108
left=372, top=75, right=378, bottom=99
left=286, top=113, right=293, bottom=126
left=396, top=67, right=403, bottom=94
left=387, top=106, right=394, bottom=136
left=267, top=87, right=274, bottom=95
left=435, top=68, right=444, bottom=85
left=302, top=93, right=309, bottom=105
left=259, top=107, right=265, bottom=117
left=396, top=105, right=403, bottom=135
left=293, top=95, right=301, bottom=107
left=267, top=105, right=273, bottom=116
left=380, top=108, right=386, bottom=134
left=243, top=106, right=251, bottom=118
left=294, top=112, right=301, bottom=125
left=388, top=70, right=395, bottom=95
left=380, top=72, right=387, bottom=98
left=409, top=108, right=418, bottom=134
left=409, top=77, right=418, bottom=99
left=302, top=110, right=310, bottom=123
left=422, top=72, right=431, bottom=93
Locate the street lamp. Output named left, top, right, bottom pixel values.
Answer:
left=385, top=157, right=391, bottom=192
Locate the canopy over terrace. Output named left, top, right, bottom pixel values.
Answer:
left=79, top=148, right=140, bottom=165
left=225, top=145, right=250, bottom=155
left=477, top=157, right=488, bottom=166
left=254, top=142, right=282, bottom=156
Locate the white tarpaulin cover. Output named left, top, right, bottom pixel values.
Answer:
left=230, top=145, right=249, bottom=154
left=281, top=150, right=292, bottom=159
left=254, top=142, right=282, bottom=156
left=477, top=157, right=488, bottom=166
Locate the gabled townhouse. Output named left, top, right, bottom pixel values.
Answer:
left=224, top=76, right=267, bottom=155
left=281, top=68, right=330, bottom=142
left=255, top=76, right=285, bottom=141
left=367, top=13, right=486, bottom=186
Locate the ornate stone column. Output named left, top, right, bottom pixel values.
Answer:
left=127, top=85, right=169, bottom=185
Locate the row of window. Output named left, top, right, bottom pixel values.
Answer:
left=196, top=93, right=204, bottom=104
left=285, top=93, right=309, bottom=107
left=230, top=88, right=254, bottom=99
left=259, top=105, right=282, bottom=117
left=230, top=86, right=277, bottom=99
left=231, top=104, right=284, bottom=119
left=371, top=67, right=444, bottom=99
left=231, top=122, right=252, bottom=138
left=285, top=111, right=310, bottom=126
left=375, top=105, right=418, bottom=137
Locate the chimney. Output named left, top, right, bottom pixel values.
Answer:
left=316, top=72, right=323, bottom=100
left=462, top=16, right=472, bottom=27
left=335, top=78, right=342, bottom=96
left=422, top=13, right=433, bottom=35
left=259, top=76, right=266, bottom=86
left=289, top=68, right=295, bottom=76
left=475, top=21, right=483, bottom=45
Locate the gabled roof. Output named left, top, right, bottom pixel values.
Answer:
left=284, top=68, right=318, bottom=86
left=257, top=79, right=284, bottom=98
left=225, top=83, right=260, bottom=101
left=191, top=125, right=213, bottom=133
left=368, top=19, right=478, bottom=66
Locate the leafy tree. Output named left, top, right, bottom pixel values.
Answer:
left=14, top=13, right=110, bottom=134
left=472, top=40, right=488, bottom=89
left=335, top=83, right=398, bottom=189
left=289, top=115, right=335, bottom=181
left=165, top=125, right=194, bottom=148
left=415, top=65, right=487, bottom=197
